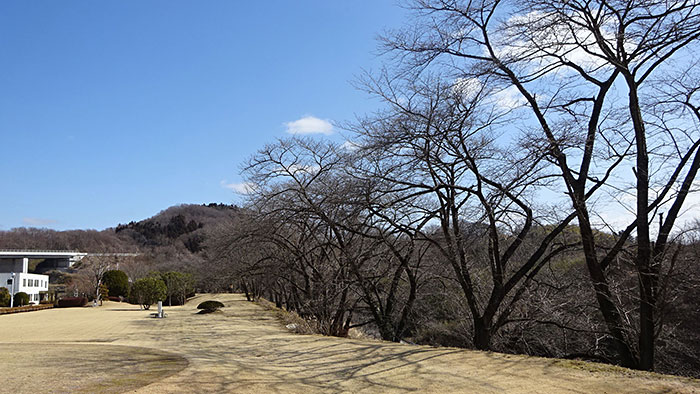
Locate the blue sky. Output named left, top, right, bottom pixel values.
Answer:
left=0, top=1, right=406, bottom=230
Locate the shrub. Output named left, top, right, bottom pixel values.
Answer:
left=13, top=292, right=29, bottom=307
left=98, top=283, right=109, bottom=303
left=102, top=270, right=129, bottom=298
left=160, top=271, right=195, bottom=306
left=129, top=277, right=166, bottom=310
left=57, top=297, right=88, bottom=307
left=108, top=296, right=121, bottom=302
left=0, top=287, right=10, bottom=307
left=197, top=300, right=224, bottom=312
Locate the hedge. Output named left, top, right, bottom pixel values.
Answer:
left=0, top=304, right=53, bottom=315
left=57, top=297, right=88, bottom=308
left=197, top=300, right=224, bottom=311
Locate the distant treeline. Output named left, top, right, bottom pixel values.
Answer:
left=0, top=203, right=240, bottom=285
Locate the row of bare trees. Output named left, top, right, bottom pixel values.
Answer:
left=384, top=0, right=700, bottom=371
left=210, top=0, right=700, bottom=374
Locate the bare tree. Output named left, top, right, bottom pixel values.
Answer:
left=349, top=72, right=580, bottom=350
left=73, top=255, right=118, bottom=299
left=382, top=0, right=700, bottom=369
left=217, top=137, right=434, bottom=341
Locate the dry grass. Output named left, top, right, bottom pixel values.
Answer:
left=255, top=299, right=378, bottom=341
left=256, top=298, right=319, bottom=334
left=555, top=359, right=700, bottom=384
left=0, top=294, right=698, bottom=393
left=0, top=343, right=188, bottom=394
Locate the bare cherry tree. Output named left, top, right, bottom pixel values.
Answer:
left=382, top=0, right=700, bottom=369
left=349, top=72, right=580, bottom=350
left=73, top=254, right=120, bottom=299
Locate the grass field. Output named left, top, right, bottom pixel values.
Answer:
left=0, top=294, right=698, bottom=393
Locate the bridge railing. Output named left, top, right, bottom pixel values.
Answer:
left=0, top=250, right=139, bottom=256
left=0, top=249, right=83, bottom=253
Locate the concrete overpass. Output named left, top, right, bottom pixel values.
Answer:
left=0, top=250, right=139, bottom=273
left=0, top=250, right=88, bottom=273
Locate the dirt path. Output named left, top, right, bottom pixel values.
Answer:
left=0, top=294, right=698, bottom=393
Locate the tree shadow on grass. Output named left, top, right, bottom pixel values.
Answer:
left=0, top=342, right=188, bottom=394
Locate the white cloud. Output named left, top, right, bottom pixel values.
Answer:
left=452, top=77, right=483, bottom=101
left=220, top=181, right=256, bottom=194
left=342, top=140, right=360, bottom=151
left=492, top=10, right=627, bottom=77
left=490, top=85, right=527, bottom=110
left=22, top=217, right=58, bottom=226
left=284, top=116, right=334, bottom=135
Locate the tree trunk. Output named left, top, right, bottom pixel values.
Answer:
left=241, top=281, right=251, bottom=301
left=473, top=317, right=491, bottom=351
left=576, top=196, right=639, bottom=368
left=626, top=76, right=654, bottom=371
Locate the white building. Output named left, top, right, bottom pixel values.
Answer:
left=0, top=250, right=138, bottom=306
left=0, top=272, right=49, bottom=304
left=0, top=252, right=52, bottom=305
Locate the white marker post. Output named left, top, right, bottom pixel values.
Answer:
left=9, top=272, right=15, bottom=308
left=157, top=301, right=163, bottom=318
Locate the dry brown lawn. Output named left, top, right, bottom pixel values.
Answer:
left=0, top=293, right=698, bottom=393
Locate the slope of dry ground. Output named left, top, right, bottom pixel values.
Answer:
left=0, top=293, right=698, bottom=393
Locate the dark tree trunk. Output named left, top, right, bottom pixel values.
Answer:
left=627, top=76, right=654, bottom=371
left=576, top=197, right=639, bottom=368
left=241, top=281, right=251, bottom=302
left=473, top=317, right=492, bottom=351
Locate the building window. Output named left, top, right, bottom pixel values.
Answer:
left=34, top=279, right=39, bottom=287
left=23, top=279, right=26, bottom=287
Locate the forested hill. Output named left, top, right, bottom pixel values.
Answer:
left=0, top=203, right=239, bottom=254
left=114, top=203, right=239, bottom=253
